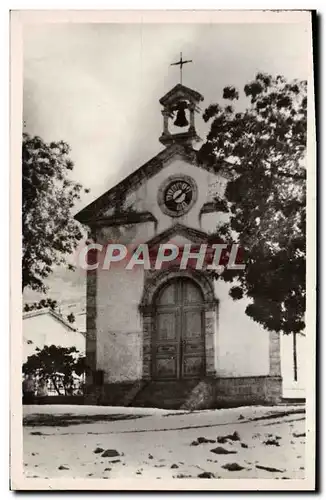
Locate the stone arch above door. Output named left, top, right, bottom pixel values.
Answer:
left=140, top=268, right=217, bottom=312
left=139, top=268, right=218, bottom=380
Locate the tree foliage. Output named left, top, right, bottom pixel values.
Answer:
left=67, top=312, right=76, bottom=324
left=199, top=73, right=306, bottom=335
left=23, top=298, right=58, bottom=312
left=22, top=134, right=89, bottom=292
left=23, top=345, right=86, bottom=396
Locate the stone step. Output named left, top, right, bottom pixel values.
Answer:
left=130, top=379, right=202, bottom=409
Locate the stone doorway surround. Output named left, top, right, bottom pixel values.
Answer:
left=139, top=267, right=219, bottom=380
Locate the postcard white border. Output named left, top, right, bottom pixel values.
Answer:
left=10, top=9, right=316, bottom=491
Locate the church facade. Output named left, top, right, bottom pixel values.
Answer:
left=75, top=83, right=282, bottom=409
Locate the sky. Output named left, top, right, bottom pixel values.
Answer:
left=23, top=20, right=311, bottom=213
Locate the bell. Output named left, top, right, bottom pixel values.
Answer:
left=173, top=102, right=189, bottom=128
left=174, top=108, right=189, bottom=127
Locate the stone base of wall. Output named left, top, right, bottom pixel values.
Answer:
left=84, top=381, right=147, bottom=407
left=85, top=376, right=282, bottom=409
left=212, top=375, right=283, bottom=408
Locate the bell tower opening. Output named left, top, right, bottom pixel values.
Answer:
left=159, top=54, right=204, bottom=147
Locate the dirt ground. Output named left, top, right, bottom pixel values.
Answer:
left=23, top=404, right=305, bottom=480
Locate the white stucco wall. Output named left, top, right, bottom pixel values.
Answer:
left=94, top=157, right=274, bottom=382
left=214, top=280, right=270, bottom=377
left=95, top=262, right=144, bottom=383
left=281, top=332, right=306, bottom=398
left=123, top=157, right=223, bottom=233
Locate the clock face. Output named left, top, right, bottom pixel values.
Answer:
left=158, top=175, right=197, bottom=217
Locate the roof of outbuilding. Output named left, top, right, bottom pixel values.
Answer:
left=23, top=308, right=86, bottom=336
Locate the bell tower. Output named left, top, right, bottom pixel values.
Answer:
left=159, top=83, right=204, bottom=147
left=159, top=53, right=204, bottom=147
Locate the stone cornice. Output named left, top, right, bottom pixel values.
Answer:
left=139, top=267, right=217, bottom=311
left=81, top=211, right=157, bottom=228
left=199, top=202, right=219, bottom=215
left=146, top=223, right=209, bottom=248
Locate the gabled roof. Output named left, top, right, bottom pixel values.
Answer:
left=146, top=223, right=209, bottom=248
left=159, top=84, right=204, bottom=107
left=23, top=308, right=85, bottom=336
left=75, top=143, right=198, bottom=225
left=74, top=141, right=232, bottom=226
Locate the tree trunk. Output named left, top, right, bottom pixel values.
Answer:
left=51, top=376, right=62, bottom=396
left=293, top=332, right=298, bottom=382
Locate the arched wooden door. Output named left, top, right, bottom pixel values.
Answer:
left=153, top=278, right=205, bottom=380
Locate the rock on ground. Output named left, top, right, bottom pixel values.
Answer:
left=23, top=404, right=305, bottom=480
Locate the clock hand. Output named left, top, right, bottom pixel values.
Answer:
left=176, top=187, right=190, bottom=200
left=173, top=190, right=186, bottom=203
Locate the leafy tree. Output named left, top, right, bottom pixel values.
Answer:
left=199, top=73, right=306, bottom=380
left=23, top=345, right=87, bottom=396
left=23, top=298, right=58, bottom=312
left=22, top=134, right=89, bottom=292
left=67, top=312, right=76, bottom=324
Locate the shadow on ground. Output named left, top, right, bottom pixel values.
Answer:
left=23, top=413, right=147, bottom=427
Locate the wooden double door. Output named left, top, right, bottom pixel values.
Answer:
left=153, top=278, right=205, bottom=380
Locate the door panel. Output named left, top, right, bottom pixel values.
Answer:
left=154, top=279, right=205, bottom=380
left=157, top=311, right=178, bottom=341
left=154, top=310, right=179, bottom=379
left=158, top=282, right=177, bottom=305
left=156, top=357, right=178, bottom=379
left=183, top=281, right=203, bottom=304
left=182, top=355, right=205, bottom=378
left=182, top=308, right=205, bottom=378
left=183, top=309, right=203, bottom=339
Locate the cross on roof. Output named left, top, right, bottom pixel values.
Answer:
left=170, top=52, right=193, bottom=85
